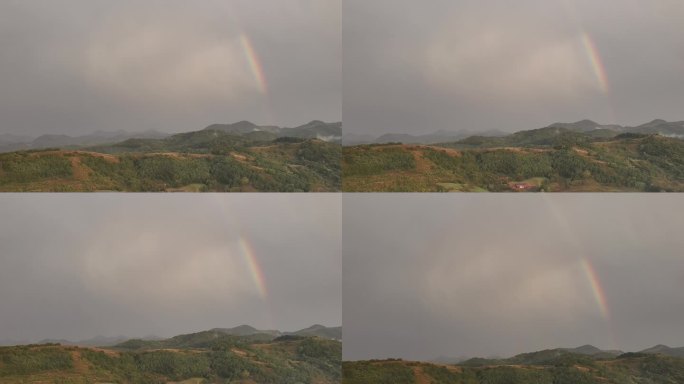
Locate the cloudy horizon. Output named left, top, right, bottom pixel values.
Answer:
left=0, top=194, right=341, bottom=343
left=343, top=194, right=684, bottom=361
left=0, top=0, right=341, bottom=137
left=344, top=0, right=684, bottom=137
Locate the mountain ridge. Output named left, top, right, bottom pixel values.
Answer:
left=0, top=324, right=341, bottom=348
left=346, top=119, right=684, bottom=145
left=0, top=120, right=342, bottom=153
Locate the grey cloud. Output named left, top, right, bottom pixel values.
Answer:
left=0, top=194, right=341, bottom=342
left=343, top=194, right=684, bottom=361
left=343, top=0, right=684, bottom=136
left=0, top=0, right=340, bottom=136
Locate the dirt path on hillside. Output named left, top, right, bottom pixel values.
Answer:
left=411, top=150, right=433, bottom=173
left=31, top=150, right=119, bottom=163
left=69, top=157, right=91, bottom=180
left=412, top=366, right=432, bottom=384
left=70, top=350, right=90, bottom=374
left=425, top=146, right=462, bottom=157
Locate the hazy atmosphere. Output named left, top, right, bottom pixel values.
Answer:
left=343, top=194, right=684, bottom=361
left=0, top=0, right=340, bottom=136
left=344, top=0, right=684, bottom=136
left=0, top=194, right=341, bottom=343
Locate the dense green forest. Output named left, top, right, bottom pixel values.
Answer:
left=343, top=353, right=684, bottom=384
left=0, top=335, right=341, bottom=384
left=342, top=134, right=684, bottom=192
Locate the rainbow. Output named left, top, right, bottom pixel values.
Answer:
left=540, top=196, right=613, bottom=322
left=239, top=34, right=268, bottom=95
left=581, top=32, right=610, bottom=94
left=238, top=237, right=269, bottom=300
left=580, top=257, right=610, bottom=320
left=540, top=195, right=619, bottom=348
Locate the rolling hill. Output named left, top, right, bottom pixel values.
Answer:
left=0, top=120, right=341, bottom=192
left=342, top=121, right=684, bottom=192
left=640, top=344, right=684, bottom=358
left=344, top=345, right=684, bottom=384
left=0, top=325, right=342, bottom=384
left=291, top=325, right=342, bottom=340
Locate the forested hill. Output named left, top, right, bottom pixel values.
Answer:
left=344, top=346, right=684, bottom=384
left=0, top=120, right=341, bottom=192
left=342, top=133, right=684, bottom=192
left=0, top=327, right=342, bottom=383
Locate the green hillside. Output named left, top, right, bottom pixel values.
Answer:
left=342, top=134, right=684, bottom=192
left=0, top=335, right=341, bottom=384
left=344, top=353, right=684, bottom=384
left=0, top=132, right=340, bottom=191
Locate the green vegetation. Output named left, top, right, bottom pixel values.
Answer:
left=342, top=134, right=684, bottom=192
left=343, top=353, right=684, bottom=384
left=342, top=145, right=416, bottom=176
left=0, top=135, right=340, bottom=191
left=0, top=151, right=73, bottom=183
left=343, top=360, right=415, bottom=384
left=0, top=344, right=73, bottom=375
left=0, top=335, right=341, bottom=384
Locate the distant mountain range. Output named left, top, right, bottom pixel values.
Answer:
left=0, top=324, right=341, bottom=348
left=346, top=119, right=684, bottom=145
left=206, top=120, right=342, bottom=142
left=0, top=120, right=342, bottom=153
left=0, top=129, right=170, bottom=153
left=208, top=323, right=341, bottom=340
left=457, top=344, right=684, bottom=366
left=344, top=129, right=507, bottom=146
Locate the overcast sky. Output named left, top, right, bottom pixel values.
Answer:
left=344, top=0, right=684, bottom=136
left=343, top=194, right=684, bottom=361
left=0, top=194, right=340, bottom=343
left=0, top=0, right=340, bottom=136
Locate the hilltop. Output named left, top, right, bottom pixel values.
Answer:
left=0, top=325, right=342, bottom=384
left=0, top=120, right=341, bottom=192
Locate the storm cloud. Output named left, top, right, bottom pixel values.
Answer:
left=343, top=0, right=684, bottom=136
left=0, top=0, right=340, bottom=136
left=343, top=194, right=684, bottom=361
left=0, top=194, right=341, bottom=342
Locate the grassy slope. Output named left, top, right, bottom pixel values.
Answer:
left=0, top=139, right=340, bottom=192
left=342, top=135, right=684, bottom=192
left=343, top=354, right=684, bottom=384
left=0, top=337, right=341, bottom=384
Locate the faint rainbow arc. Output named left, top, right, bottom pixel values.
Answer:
left=239, top=34, right=269, bottom=95
left=541, top=196, right=611, bottom=320
left=207, top=141, right=276, bottom=330
left=579, top=257, right=610, bottom=321
left=581, top=32, right=610, bottom=95
left=238, top=236, right=269, bottom=300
